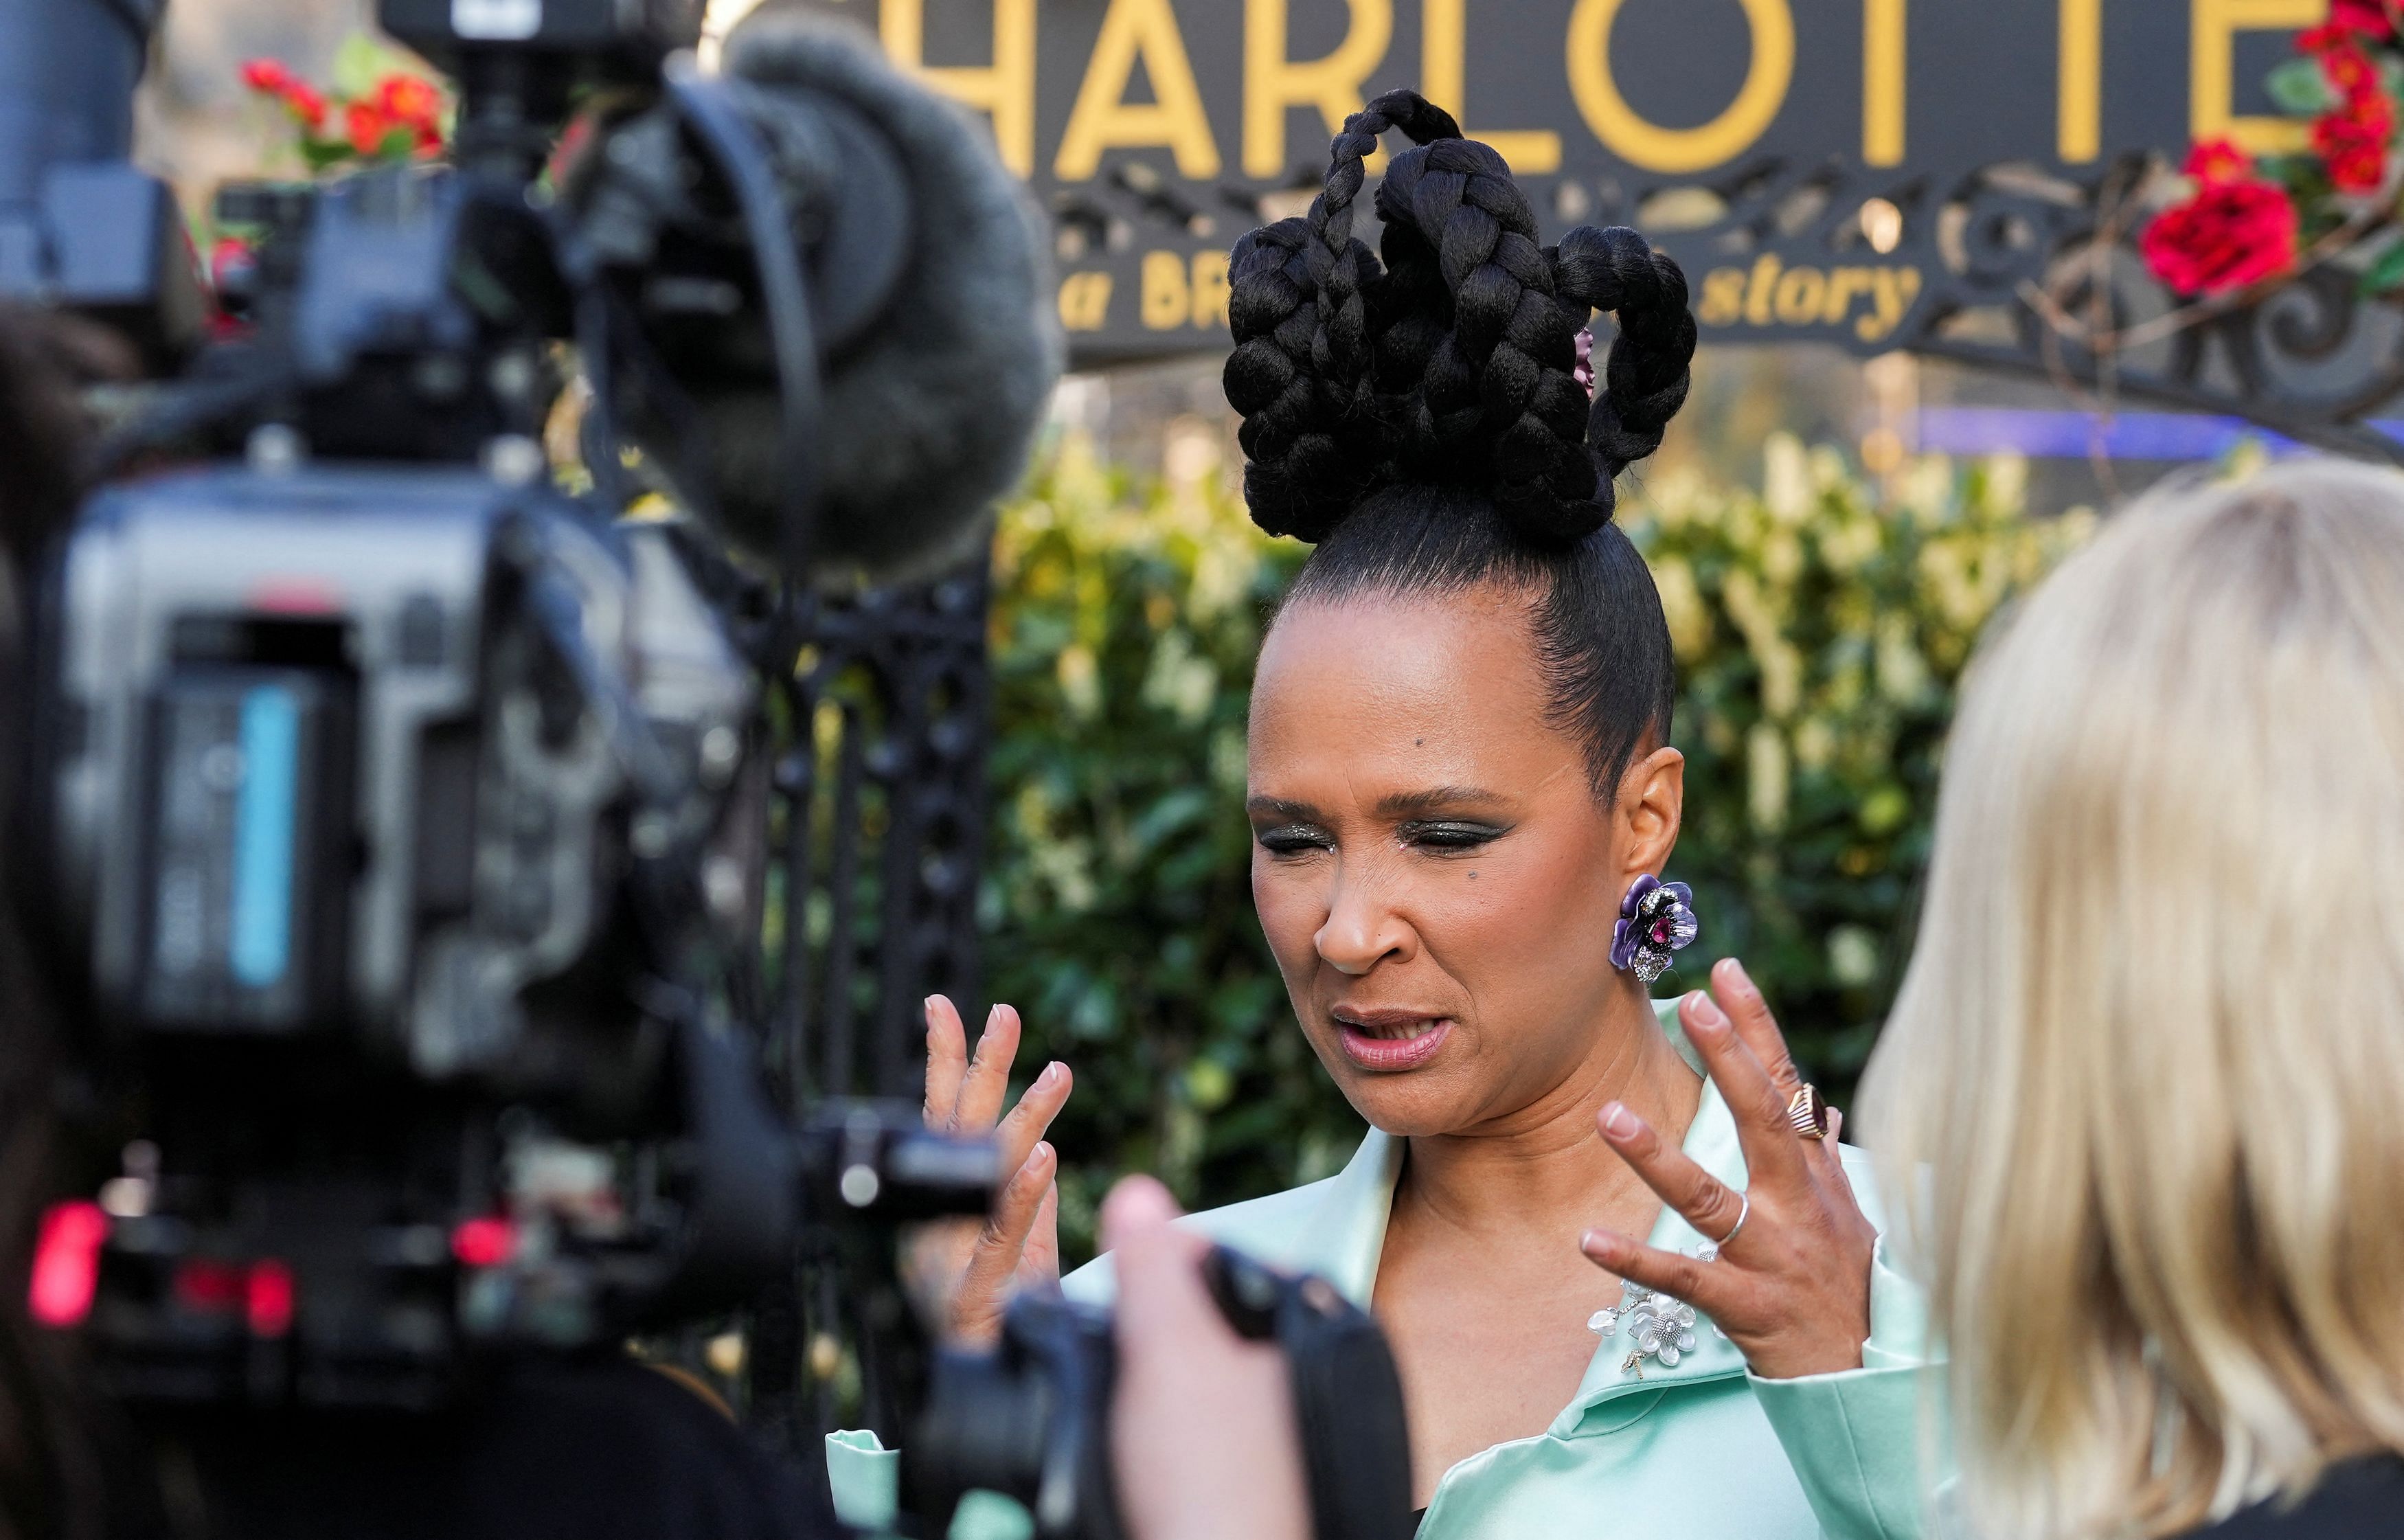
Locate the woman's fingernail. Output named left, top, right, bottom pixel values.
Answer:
left=1039, top=1061, right=1062, bottom=1086
left=1602, top=1102, right=1639, bottom=1138
left=1719, top=957, right=1754, bottom=995
left=1031, top=1140, right=1055, bottom=1170
left=982, top=1004, right=1003, bottom=1035
left=925, top=995, right=940, bottom=1013
left=1688, top=993, right=1728, bottom=1032
left=1580, top=1230, right=1613, bottom=1258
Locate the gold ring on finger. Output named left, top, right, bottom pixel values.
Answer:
left=1787, top=1083, right=1830, bottom=1140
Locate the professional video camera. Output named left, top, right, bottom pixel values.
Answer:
left=1, top=3, right=1414, bottom=1535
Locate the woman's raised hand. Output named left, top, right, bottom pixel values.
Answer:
left=914, top=995, right=1074, bottom=1346
left=1579, top=958, right=1879, bottom=1381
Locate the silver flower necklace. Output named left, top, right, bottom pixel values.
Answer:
left=1587, top=1243, right=1725, bottom=1378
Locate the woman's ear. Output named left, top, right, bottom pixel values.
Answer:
left=1618, top=745, right=1685, bottom=879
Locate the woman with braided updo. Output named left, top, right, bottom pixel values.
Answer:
left=842, top=93, right=1932, bottom=1539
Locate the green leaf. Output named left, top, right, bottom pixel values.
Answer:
left=297, top=139, right=354, bottom=172
left=330, top=34, right=423, bottom=98
left=2266, top=56, right=2336, bottom=115
left=2361, top=238, right=2404, bottom=295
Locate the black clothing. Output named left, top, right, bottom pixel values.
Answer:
left=144, top=1360, right=841, bottom=1540
left=2186, top=1455, right=2404, bottom=1539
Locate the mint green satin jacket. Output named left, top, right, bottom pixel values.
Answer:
left=829, top=1004, right=1939, bottom=1539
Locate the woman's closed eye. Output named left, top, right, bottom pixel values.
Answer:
left=1396, top=819, right=1507, bottom=855
left=1254, top=822, right=1335, bottom=857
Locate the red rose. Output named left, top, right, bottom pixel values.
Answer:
left=374, top=74, right=442, bottom=129
left=2315, top=91, right=2395, bottom=191
left=240, top=58, right=291, bottom=92
left=2316, top=112, right=2390, bottom=190
left=2316, top=36, right=2383, bottom=100
left=374, top=74, right=447, bottom=152
left=2184, top=137, right=2255, bottom=185
left=280, top=82, right=328, bottom=130
left=2141, top=177, right=2300, bottom=295
left=2333, top=0, right=2396, bottom=41
left=346, top=100, right=399, bottom=156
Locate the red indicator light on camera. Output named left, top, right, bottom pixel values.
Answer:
left=172, top=1258, right=296, bottom=1337
left=246, top=1260, right=295, bottom=1337
left=174, top=1258, right=247, bottom=1312
left=450, top=1216, right=516, bottom=1269
left=28, top=1201, right=108, bottom=1327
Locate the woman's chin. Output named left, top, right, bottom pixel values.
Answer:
left=1308, top=1028, right=1479, bottom=1134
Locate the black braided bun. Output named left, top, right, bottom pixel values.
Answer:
left=1224, top=90, right=1695, bottom=547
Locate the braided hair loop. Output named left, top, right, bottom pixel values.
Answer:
left=1221, top=91, right=1458, bottom=541
left=1223, top=89, right=1697, bottom=546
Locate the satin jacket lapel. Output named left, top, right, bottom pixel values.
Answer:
left=1300, top=1126, right=1405, bottom=1308
left=1554, top=1074, right=1753, bottom=1430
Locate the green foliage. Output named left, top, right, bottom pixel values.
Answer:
left=2266, top=56, right=2338, bottom=115
left=981, top=440, right=1328, bottom=1263
left=1622, top=438, right=2089, bottom=1091
left=982, top=434, right=2088, bottom=1260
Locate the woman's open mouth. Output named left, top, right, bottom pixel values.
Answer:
left=1332, top=1009, right=1453, bottom=1071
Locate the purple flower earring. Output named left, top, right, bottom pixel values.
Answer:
left=1611, top=874, right=1699, bottom=985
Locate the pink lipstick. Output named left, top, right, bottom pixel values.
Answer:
left=1333, top=1009, right=1453, bottom=1072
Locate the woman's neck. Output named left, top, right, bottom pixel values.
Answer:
left=1392, top=990, right=1702, bottom=1244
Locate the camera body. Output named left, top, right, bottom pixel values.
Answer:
left=381, top=0, right=704, bottom=65
left=21, top=462, right=791, bottom=1407
left=34, top=464, right=749, bottom=1083
left=911, top=1249, right=1416, bottom=1540
left=6, top=0, right=846, bottom=1405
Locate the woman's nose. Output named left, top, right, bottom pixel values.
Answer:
left=1315, top=868, right=1413, bottom=975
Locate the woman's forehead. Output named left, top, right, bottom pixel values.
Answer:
left=1248, top=591, right=1576, bottom=786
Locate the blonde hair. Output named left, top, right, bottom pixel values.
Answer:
left=1863, top=460, right=2404, bottom=1538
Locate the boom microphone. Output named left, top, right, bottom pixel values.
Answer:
left=574, top=16, right=1063, bottom=584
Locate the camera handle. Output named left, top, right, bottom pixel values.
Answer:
left=1200, top=1248, right=1418, bottom=1540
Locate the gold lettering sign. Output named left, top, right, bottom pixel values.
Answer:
left=876, top=0, right=2331, bottom=358
left=1565, top=0, right=1796, bottom=173
left=1696, top=259, right=1924, bottom=343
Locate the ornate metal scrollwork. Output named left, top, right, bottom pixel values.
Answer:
left=736, top=555, right=997, bottom=1451
left=1615, top=148, right=2404, bottom=462
left=1058, top=115, right=2404, bottom=460
left=762, top=567, right=993, bottom=1108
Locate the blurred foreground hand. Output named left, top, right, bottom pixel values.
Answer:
left=909, top=996, right=1072, bottom=1344
left=1104, top=1177, right=1310, bottom=1540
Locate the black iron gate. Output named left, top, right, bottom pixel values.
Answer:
left=740, top=555, right=997, bottom=1450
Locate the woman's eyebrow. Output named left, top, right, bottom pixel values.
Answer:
left=1245, top=795, right=1320, bottom=820
left=1376, top=786, right=1509, bottom=817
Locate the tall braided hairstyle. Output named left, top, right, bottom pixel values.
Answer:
left=1224, top=91, right=1697, bottom=797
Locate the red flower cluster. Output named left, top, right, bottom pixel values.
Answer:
left=2300, top=25, right=2396, bottom=192
left=2326, top=0, right=2396, bottom=43
left=2139, top=140, right=2300, bottom=295
left=238, top=58, right=446, bottom=161
left=240, top=57, right=326, bottom=130
left=347, top=73, right=446, bottom=157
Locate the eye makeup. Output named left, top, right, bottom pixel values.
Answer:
left=1253, top=822, right=1334, bottom=855
left=1396, top=819, right=1508, bottom=854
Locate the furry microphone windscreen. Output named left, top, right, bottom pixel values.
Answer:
left=704, top=15, right=1063, bottom=585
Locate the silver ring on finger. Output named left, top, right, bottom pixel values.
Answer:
left=1714, top=1190, right=1749, bottom=1249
